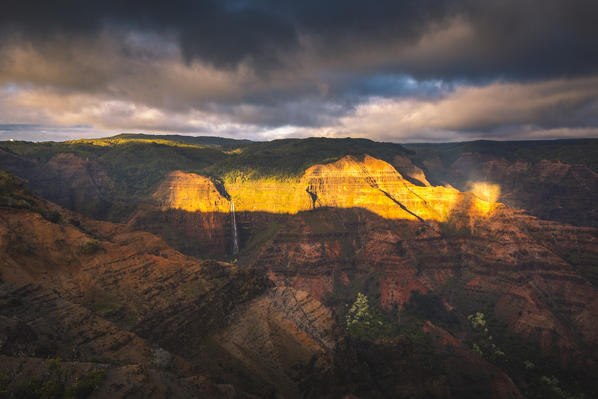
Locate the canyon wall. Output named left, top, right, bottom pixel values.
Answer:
left=140, top=154, right=500, bottom=258
left=2, top=139, right=598, bottom=397
left=152, top=155, right=497, bottom=221
left=139, top=154, right=598, bottom=368
left=410, top=146, right=598, bottom=228
left=0, top=172, right=354, bottom=397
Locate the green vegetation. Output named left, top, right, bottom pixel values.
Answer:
left=4, top=137, right=598, bottom=203
left=202, top=137, right=412, bottom=181
left=345, top=293, right=391, bottom=340
left=342, top=294, right=451, bottom=388
left=391, top=291, right=457, bottom=376
left=467, top=312, right=505, bottom=362
left=405, top=281, right=597, bottom=399
left=67, top=137, right=206, bottom=149
left=532, top=376, right=586, bottom=399
left=94, top=133, right=253, bottom=150
left=79, top=239, right=101, bottom=255
left=0, top=358, right=105, bottom=399
left=460, top=307, right=596, bottom=399
left=95, top=141, right=225, bottom=198
left=2, top=135, right=411, bottom=183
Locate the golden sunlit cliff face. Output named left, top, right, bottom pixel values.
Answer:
left=153, top=154, right=500, bottom=222
left=302, top=154, right=499, bottom=220
left=153, top=171, right=230, bottom=213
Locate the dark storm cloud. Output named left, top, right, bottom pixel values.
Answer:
left=2, top=0, right=598, bottom=79
left=1, top=0, right=300, bottom=69
left=1, top=1, right=598, bottom=142
left=0, top=123, right=42, bottom=132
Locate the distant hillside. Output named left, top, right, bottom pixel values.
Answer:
left=0, top=135, right=413, bottom=220
left=405, top=138, right=598, bottom=173
left=201, top=137, right=413, bottom=180
left=102, top=133, right=254, bottom=150
left=3, top=135, right=598, bottom=227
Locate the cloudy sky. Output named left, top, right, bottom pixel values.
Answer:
left=1, top=0, right=598, bottom=142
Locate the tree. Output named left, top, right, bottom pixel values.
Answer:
left=467, top=312, right=505, bottom=361
left=345, top=292, right=388, bottom=341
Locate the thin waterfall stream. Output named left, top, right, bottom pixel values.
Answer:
left=231, top=201, right=239, bottom=254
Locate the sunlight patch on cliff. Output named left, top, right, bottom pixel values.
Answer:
left=469, top=196, right=499, bottom=216
left=154, top=158, right=503, bottom=222
left=461, top=182, right=502, bottom=218
left=468, top=182, right=501, bottom=203
left=153, top=171, right=230, bottom=213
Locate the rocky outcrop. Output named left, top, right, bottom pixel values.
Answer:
left=214, top=287, right=336, bottom=396
left=44, top=153, right=115, bottom=213
left=301, top=154, right=497, bottom=220
left=391, top=154, right=431, bottom=187
left=153, top=171, right=229, bottom=213
left=423, top=322, right=523, bottom=399
left=244, top=204, right=598, bottom=364
left=0, top=201, right=270, bottom=345
left=130, top=171, right=232, bottom=256
left=235, top=204, right=598, bottom=399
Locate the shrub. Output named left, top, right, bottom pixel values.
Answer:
left=345, top=292, right=391, bottom=341
left=468, top=312, right=505, bottom=362
left=43, top=210, right=63, bottom=224
left=79, top=240, right=101, bottom=255
left=4, top=358, right=105, bottom=399
left=69, top=369, right=106, bottom=399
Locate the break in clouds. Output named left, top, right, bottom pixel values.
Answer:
left=1, top=0, right=598, bottom=142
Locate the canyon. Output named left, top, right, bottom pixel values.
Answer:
left=1, top=136, right=598, bottom=398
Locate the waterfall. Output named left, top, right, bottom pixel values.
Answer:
left=230, top=201, right=239, bottom=255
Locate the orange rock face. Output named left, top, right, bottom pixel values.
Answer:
left=302, top=154, right=498, bottom=220
left=153, top=171, right=229, bottom=213
left=141, top=155, right=500, bottom=258
left=130, top=171, right=232, bottom=256
left=152, top=154, right=499, bottom=221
